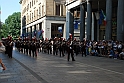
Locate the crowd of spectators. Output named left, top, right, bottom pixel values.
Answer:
left=80, top=40, right=124, bottom=60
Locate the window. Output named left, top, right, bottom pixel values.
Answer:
left=37, top=9, right=38, bottom=15
left=34, top=10, right=35, bottom=17
left=27, top=15, right=29, bottom=23
left=56, top=4, right=60, bottom=16
left=34, top=0, right=35, bottom=5
left=39, top=6, right=41, bottom=15
left=42, top=5, right=44, bottom=16
left=30, top=2, right=31, bottom=8
left=32, top=13, right=33, bottom=21
left=32, top=0, right=33, bottom=6
left=30, top=13, right=31, bottom=21
left=27, top=4, right=29, bottom=11
left=61, top=5, right=63, bottom=16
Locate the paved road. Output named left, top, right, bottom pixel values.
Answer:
left=0, top=48, right=124, bottom=83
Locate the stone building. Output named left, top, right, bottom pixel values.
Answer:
left=20, top=0, right=66, bottom=40
left=66, top=0, right=124, bottom=42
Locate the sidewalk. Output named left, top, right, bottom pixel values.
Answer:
left=0, top=51, right=42, bottom=83
left=0, top=48, right=124, bottom=83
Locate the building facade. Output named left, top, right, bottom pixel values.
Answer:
left=20, top=0, right=66, bottom=40
left=66, top=0, right=124, bottom=42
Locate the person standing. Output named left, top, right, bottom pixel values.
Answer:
left=8, top=36, right=14, bottom=58
left=58, top=41, right=65, bottom=57
left=47, top=40, right=52, bottom=54
left=81, top=41, right=87, bottom=57
left=28, top=41, right=32, bottom=56
left=53, top=40, right=58, bottom=55
left=67, top=41, right=75, bottom=61
left=31, top=38, right=37, bottom=57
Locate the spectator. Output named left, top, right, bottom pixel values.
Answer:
left=119, top=49, right=124, bottom=60
left=113, top=50, right=119, bottom=59
left=90, top=48, right=98, bottom=56
left=117, top=41, right=123, bottom=54
left=108, top=48, right=114, bottom=58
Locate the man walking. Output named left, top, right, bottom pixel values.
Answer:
left=67, top=41, right=75, bottom=61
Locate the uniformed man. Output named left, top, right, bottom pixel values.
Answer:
left=47, top=39, right=52, bottom=54
left=7, top=36, right=14, bottom=58
left=53, top=39, right=58, bottom=55
left=31, top=37, right=37, bottom=57
left=67, top=40, right=75, bottom=61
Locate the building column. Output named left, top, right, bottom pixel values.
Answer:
left=117, top=0, right=124, bottom=42
left=95, top=11, right=100, bottom=41
left=63, top=23, right=66, bottom=39
left=105, top=0, right=112, bottom=40
left=34, top=25, right=36, bottom=37
left=66, top=9, right=74, bottom=40
left=36, top=24, right=38, bottom=30
left=91, top=13, right=95, bottom=41
left=86, top=0, right=92, bottom=40
left=80, top=3, right=85, bottom=41
left=26, top=28, right=28, bottom=37
left=30, top=26, right=32, bottom=40
left=66, top=9, right=69, bottom=40
left=23, top=29, right=26, bottom=37
left=69, top=9, right=74, bottom=40
left=32, top=26, right=34, bottom=37
left=36, top=24, right=39, bottom=38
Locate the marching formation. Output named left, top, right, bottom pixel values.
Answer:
left=14, top=37, right=76, bottom=61
left=14, top=36, right=124, bottom=61
left=2, top=36, right=14, bottom=58
left=1, top=35, right=124, bottom=61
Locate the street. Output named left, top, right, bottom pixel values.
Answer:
left=0, top=48, right=124, bottom=83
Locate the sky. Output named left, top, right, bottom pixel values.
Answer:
left=0, top=0, right=21, bottom=23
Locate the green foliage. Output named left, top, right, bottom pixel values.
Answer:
left=0, top=23, right=9, bottom=38
left=0, top=12, right=21, bottom=40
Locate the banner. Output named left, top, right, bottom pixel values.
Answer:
left=99, top=10, right=106, bottom=26
left=74, top=20, right=80, bottom=29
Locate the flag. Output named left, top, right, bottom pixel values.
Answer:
left=34, top=30, right=37, bottom=36
left=74, top=20, right=80, bottom=29
left=74, top=21, right=78, bottom=29
left=38, top=29, right=44, bottom=38
left=101, top=10, right=107, bottom=26
left=38, top=30, right=41, bottom=37
left=38, top=30, right=41, bottom=35
left=103, top=16, right=107, bottom=26
left=99, top=9, right=106, bottom=26
left=99, top=10, right=104, bottom=25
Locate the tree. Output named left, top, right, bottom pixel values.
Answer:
left=0, top=23, right=9, bottom=38
left=4, top=12, right=21, bottom=39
